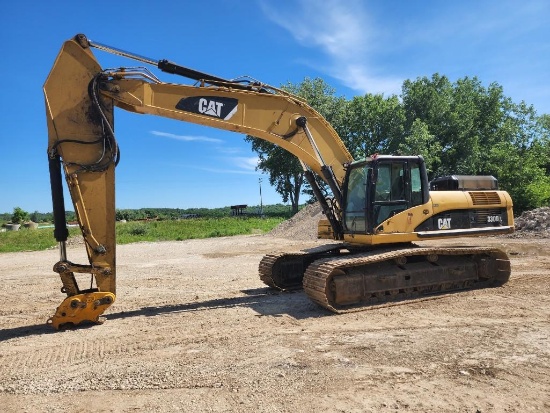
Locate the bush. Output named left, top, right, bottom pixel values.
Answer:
left=11, top=207, right=29, bottom=224
left=128, top=224, right=148, bottom=236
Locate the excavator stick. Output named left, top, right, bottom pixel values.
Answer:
left=44, top=36, right=118, bottom=327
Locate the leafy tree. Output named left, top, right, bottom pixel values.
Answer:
left=400, top=74, right=550, bottom=212
left=116, top=209, right=131, bottom=221
left=402, top=74, right=482, bottom=175
left=341, top=94, right=404, bottom=159
left=398, top=118, right=442, bottom=178
left=535, top=114, right=550, bottom=176
left=30, top=211, right=40, bottom=223
left=245, top=78, right=347, bottom=213
left=401, top=75, right=512, bottom=175
left=486, top=140, right=550, bottom=212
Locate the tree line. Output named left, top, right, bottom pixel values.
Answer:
left=1, top=205, right=294, bottom=225
left=246, top=74, right=550, bottom=214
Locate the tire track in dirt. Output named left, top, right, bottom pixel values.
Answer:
left=1, top=317, right=242, bottom=371
left=2, top=335, right=153, bottom=370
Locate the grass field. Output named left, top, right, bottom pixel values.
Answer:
left=0, top=217, right=284, bottom=253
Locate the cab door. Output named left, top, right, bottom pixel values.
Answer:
left=342, top=163, right=369, bottom=234
left=371, top=160, right=425, bottom=228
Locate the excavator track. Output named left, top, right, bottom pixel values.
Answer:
left=259, top=244, right=343, bottom=290
left=303, top=246, right=510, bottom=313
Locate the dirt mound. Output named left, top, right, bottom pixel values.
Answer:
left=267, top=203, right=323, bottom=240
left=511, top=206, right=550, bottom=238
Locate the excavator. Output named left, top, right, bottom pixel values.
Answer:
left=44, top=34, right=514, bottom=329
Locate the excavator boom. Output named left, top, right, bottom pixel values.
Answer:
left=44, top=34, right=352, bottom=328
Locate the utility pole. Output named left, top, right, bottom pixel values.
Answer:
left=259, top=178, right=263, bottom=216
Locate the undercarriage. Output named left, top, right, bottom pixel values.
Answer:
left=259, top=244, right=510, bottom=312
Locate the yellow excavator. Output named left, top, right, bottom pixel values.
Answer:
left=44, top=34, right=514, bottom=329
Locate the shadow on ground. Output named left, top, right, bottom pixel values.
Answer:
left=0, top=288, right=331, bottom=342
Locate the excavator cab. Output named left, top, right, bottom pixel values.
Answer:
left=342, top=155, right=429, bottom=235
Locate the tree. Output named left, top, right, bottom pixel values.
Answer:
left=245, top=78, right=347, bottom=213
left=398, top=118, right=442, bottom=178
left=486, top=140, right=550, bottom=212
left=534, top=114, right=550, bottom=176
left=400, top=73, right=550, bottom=212
left=402, top=74, right=477, bottom=175
left=30, top=211, right=40, bottom=223
left=11, top=207, right=28, bottom=224
left=342, top=93, right=405, bottom=159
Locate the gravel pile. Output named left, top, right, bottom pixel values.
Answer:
left=267, top=203, right=323, bottom=240
left=511, top=207, right=550, bottom=238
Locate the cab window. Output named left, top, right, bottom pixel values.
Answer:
left=410, top=163, right=423, bottom=206
left=375, top=163, right=405, bottom=202
left=373, top=163, right=407, bottom=226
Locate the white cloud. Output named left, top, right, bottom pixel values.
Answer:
left=259, top=0, right=401, bottom=96
left=198, top=166, right=259, bottom=175
left=151, top=130, right=223, bottom=143
left=332, top=64, right=403, bottom=97
left=261, top=0, right=371, bottom=59
left=259, top=0, right=550, bottom=107
left=151, top=130, right=259, bottom=173
left=229, top=156, right=259, bottom=171
left=200, top=156, right=258, bottom=174
left=215, top=146, right=243, bottom=155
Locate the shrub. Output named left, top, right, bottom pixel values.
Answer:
left=11, top=207, right=29, bottom=224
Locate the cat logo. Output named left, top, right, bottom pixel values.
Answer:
left=175, top=96, right=238, bottom=120
left=198, top=98, right=226, bottom=117
left=437, top=217, right=452, bottom=230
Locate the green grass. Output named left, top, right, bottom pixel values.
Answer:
left=0, top=226, right=81, bottom=253
left=116, top=217, right=283, bottom=244
left=0, top=217, right=284, bottom=253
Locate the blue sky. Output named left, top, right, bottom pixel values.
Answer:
left=1, top=0, right=549, bottom=214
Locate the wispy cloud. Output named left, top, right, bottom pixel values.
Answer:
left=155, top=128, right=259, bottom=174
left=261, top=0, right=371, bottom=59
left=229, top=156, right=259, bottom=171
left=196, top=156, right=259, bottom=174
left=198, top=166, right=259, bottom=175
left=259, top=0, right=402, bottom=95
left=215, top=146, right=243, bottom=155
left=151, top=130, right=223, bottom=143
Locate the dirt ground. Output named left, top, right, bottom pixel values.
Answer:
left=0, top=234, right=549, bottom=412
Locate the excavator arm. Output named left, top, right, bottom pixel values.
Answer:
left=44, top=34, right=353, bottom=328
